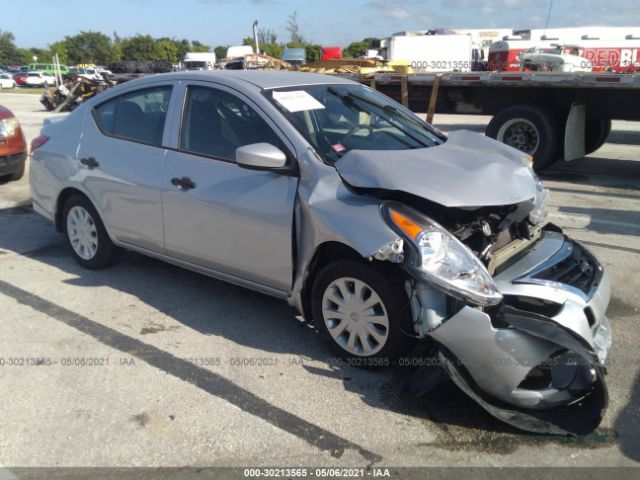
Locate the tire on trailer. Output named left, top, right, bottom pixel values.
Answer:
left=585, top=118, right=612, bottom=155
left=486, top=104, right=561, bottom=171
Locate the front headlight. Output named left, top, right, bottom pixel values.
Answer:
left=384, top=204, right=503, bottom=306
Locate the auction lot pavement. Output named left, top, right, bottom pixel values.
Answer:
left=0, top=91, right=639, bottom=472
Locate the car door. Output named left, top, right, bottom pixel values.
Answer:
left=77, top=83, right=177, bottom=253
left=162, top=82, right=298, bottom=293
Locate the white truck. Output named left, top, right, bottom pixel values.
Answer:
left=183, top=52, right=217, bottom=71
left=377, top=32, right=473, bottom=72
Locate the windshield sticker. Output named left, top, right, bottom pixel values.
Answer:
left=273, top=90, right=325, bottom=113
left=331, top=143, right=346, bottom=153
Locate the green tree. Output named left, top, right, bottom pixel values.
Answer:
left=63, top=31, right=118, bottom=65
left=305, top=44, right=322, bottom=63
left=49, top=41, right=69, bottom=64
left=190, top=41, right=211, bottom=53
left=344, top=41, right=369, bottom=58
left=214, top=45, right=228, bottom=60
left=15, top=48, right=32, bottom=65
left=155, top=38, right=179, bottom=63
left=174, top=39, right=191, bottom=60
left=0, top=30, right=23, bottom=65
left=120, top=35, right=158, bottom=61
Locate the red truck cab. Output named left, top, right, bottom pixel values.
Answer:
left=321, top=47, right=342, bottom=61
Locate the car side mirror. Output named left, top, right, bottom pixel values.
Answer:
left=236, top=143, right=287, bottom=170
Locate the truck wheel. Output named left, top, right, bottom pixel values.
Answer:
left=585, top=118, right=611, bottom=155
left=311, top=260, right=415, bottom=367
left=486, top=105, right=560, bottom=171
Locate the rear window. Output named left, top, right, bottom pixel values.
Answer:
left=94, top=86, right=172, bottom=146
left=27, top=73, right=40, bottom=77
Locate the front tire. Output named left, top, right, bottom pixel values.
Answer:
left=311, top=260, right=415, bottom=366
left=63, top=195, right=119, bottom=269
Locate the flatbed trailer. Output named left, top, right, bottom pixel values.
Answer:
left=344, top=71, right=640, bottom=170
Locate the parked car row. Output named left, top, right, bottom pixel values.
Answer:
left=0, top=74, right=17, bottom=89
left=0, top=71, right=56, bottom=88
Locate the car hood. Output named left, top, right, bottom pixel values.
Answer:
left=334, top=130, right=537, bottom=208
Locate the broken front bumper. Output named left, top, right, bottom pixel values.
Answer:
left=426, top=229, right=611, bottom=435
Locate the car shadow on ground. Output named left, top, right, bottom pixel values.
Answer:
left=0, top=208, right=625, bottom=454
left=555, top=205, right=640, bottom=236
left=606, top=129, right=640, bottom=146
left=541, top=156, right=640, bottom=191
left=614, top=372, right=640, bottom=462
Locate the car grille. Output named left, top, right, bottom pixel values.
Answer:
left=531, top=241, right=601, bottom=295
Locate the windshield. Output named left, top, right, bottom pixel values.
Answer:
left=265, top=84, right=445, bottom=162
left=184, top=61, right=207, bottom=70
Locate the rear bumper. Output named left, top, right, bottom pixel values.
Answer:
left=0, top=151, right=27, bottom=176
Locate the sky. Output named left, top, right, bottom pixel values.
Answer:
left=3, top=0, right=640, bottom=49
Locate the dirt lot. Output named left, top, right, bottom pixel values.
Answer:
left=0, top=91, right=639, bottom=475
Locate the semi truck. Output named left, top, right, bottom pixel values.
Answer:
left=344, top=70, right=640, bottom=170
left=489, top=27, right=640, bottom=72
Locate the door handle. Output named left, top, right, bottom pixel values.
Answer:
left=80, top=157, right=99, bottom=169
left=171, top=176, right=196, bottom=190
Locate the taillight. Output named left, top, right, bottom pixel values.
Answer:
left=31, top=135, right=49, bottom=152
left=0, top=117, right=20, bottom=138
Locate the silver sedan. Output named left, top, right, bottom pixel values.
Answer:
left=30, top=70, right=611, bottom=435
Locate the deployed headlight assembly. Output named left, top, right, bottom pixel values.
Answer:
left=383, top=204, right=503, bottom=306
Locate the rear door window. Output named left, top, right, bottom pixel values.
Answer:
left=93, top=86, right=172, bottom=146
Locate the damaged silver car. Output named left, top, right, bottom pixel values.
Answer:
left=30, top=71, right=612, bottom=435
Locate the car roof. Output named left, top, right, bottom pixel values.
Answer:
left=147, top=70, right=357, bottom=90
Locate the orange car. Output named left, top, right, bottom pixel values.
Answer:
left=0, top=105, right=27, bottom=181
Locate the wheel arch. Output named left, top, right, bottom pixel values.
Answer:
left=55, top=187, right=114, bottom=244
left=299, top=241, right=364, bottom=321
left=298, top=241, right=408, bottom=323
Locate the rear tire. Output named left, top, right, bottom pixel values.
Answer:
left=63, top=195, right=119, bottom=270
left=585, top=118, right=611, bottom=155
left=311, top=260, right=415, bottom=368
left=486, top=104, right=561, bottom=171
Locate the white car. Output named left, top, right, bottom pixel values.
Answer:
left=24, top=71, right=54, bottom=87
left=0, top=73, right=17, bottom=89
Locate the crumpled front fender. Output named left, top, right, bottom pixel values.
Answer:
left=288, top=149, right=401, bottom=313
left=432, top=306, right=608, bottom=436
